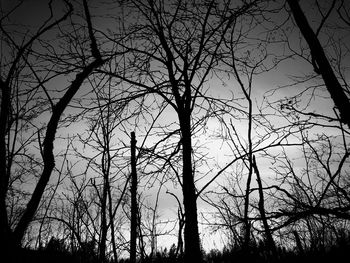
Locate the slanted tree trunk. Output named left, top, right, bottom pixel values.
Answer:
left=13, top=53, right=103, bottom=247
left=287, top=0, right=350, bottom=128
left=0, top=0, right=104, bottom=251
left=0, top=2, right=73, bottom=252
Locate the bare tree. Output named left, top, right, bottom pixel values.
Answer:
left=101, top=1, right=266, bottom=261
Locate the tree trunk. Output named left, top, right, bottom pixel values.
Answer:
left=252, top=155, right=276, bottom=257
left=0, top=80, right=13, bottom=255
left=13, top=59, right=103, bottom=246
left=176, top=208, right=185, bottom=257
left=108, top=180, right=118, bottom=262
left=130, top=132, right=137, bottom=263
left=99, top=175, right=108, bottom=263
left=180, top=115, right=203, bottom=263
left=287, top=0, right=350, bottom=128
left=243, top=162, right=253, bottom=250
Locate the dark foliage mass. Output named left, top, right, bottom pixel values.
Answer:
left=7, top=233, right=350, bottom=263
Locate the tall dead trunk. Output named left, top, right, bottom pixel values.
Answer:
left=287, top=0, right=350, bottom=128
left=130, top=131, right=137, bottom=263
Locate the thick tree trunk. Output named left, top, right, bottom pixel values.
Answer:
left=130, top=132, right=138, bottom=263
left=180, top=116, right=203, bottom=263
left=0, top=80, right=13, bottom=255
left=287, top=0, right=350, bottom=128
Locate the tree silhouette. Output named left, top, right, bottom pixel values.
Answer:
left=100, top=0, right=264, bottom=261
left=0, top=0, right=104, bottom=254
